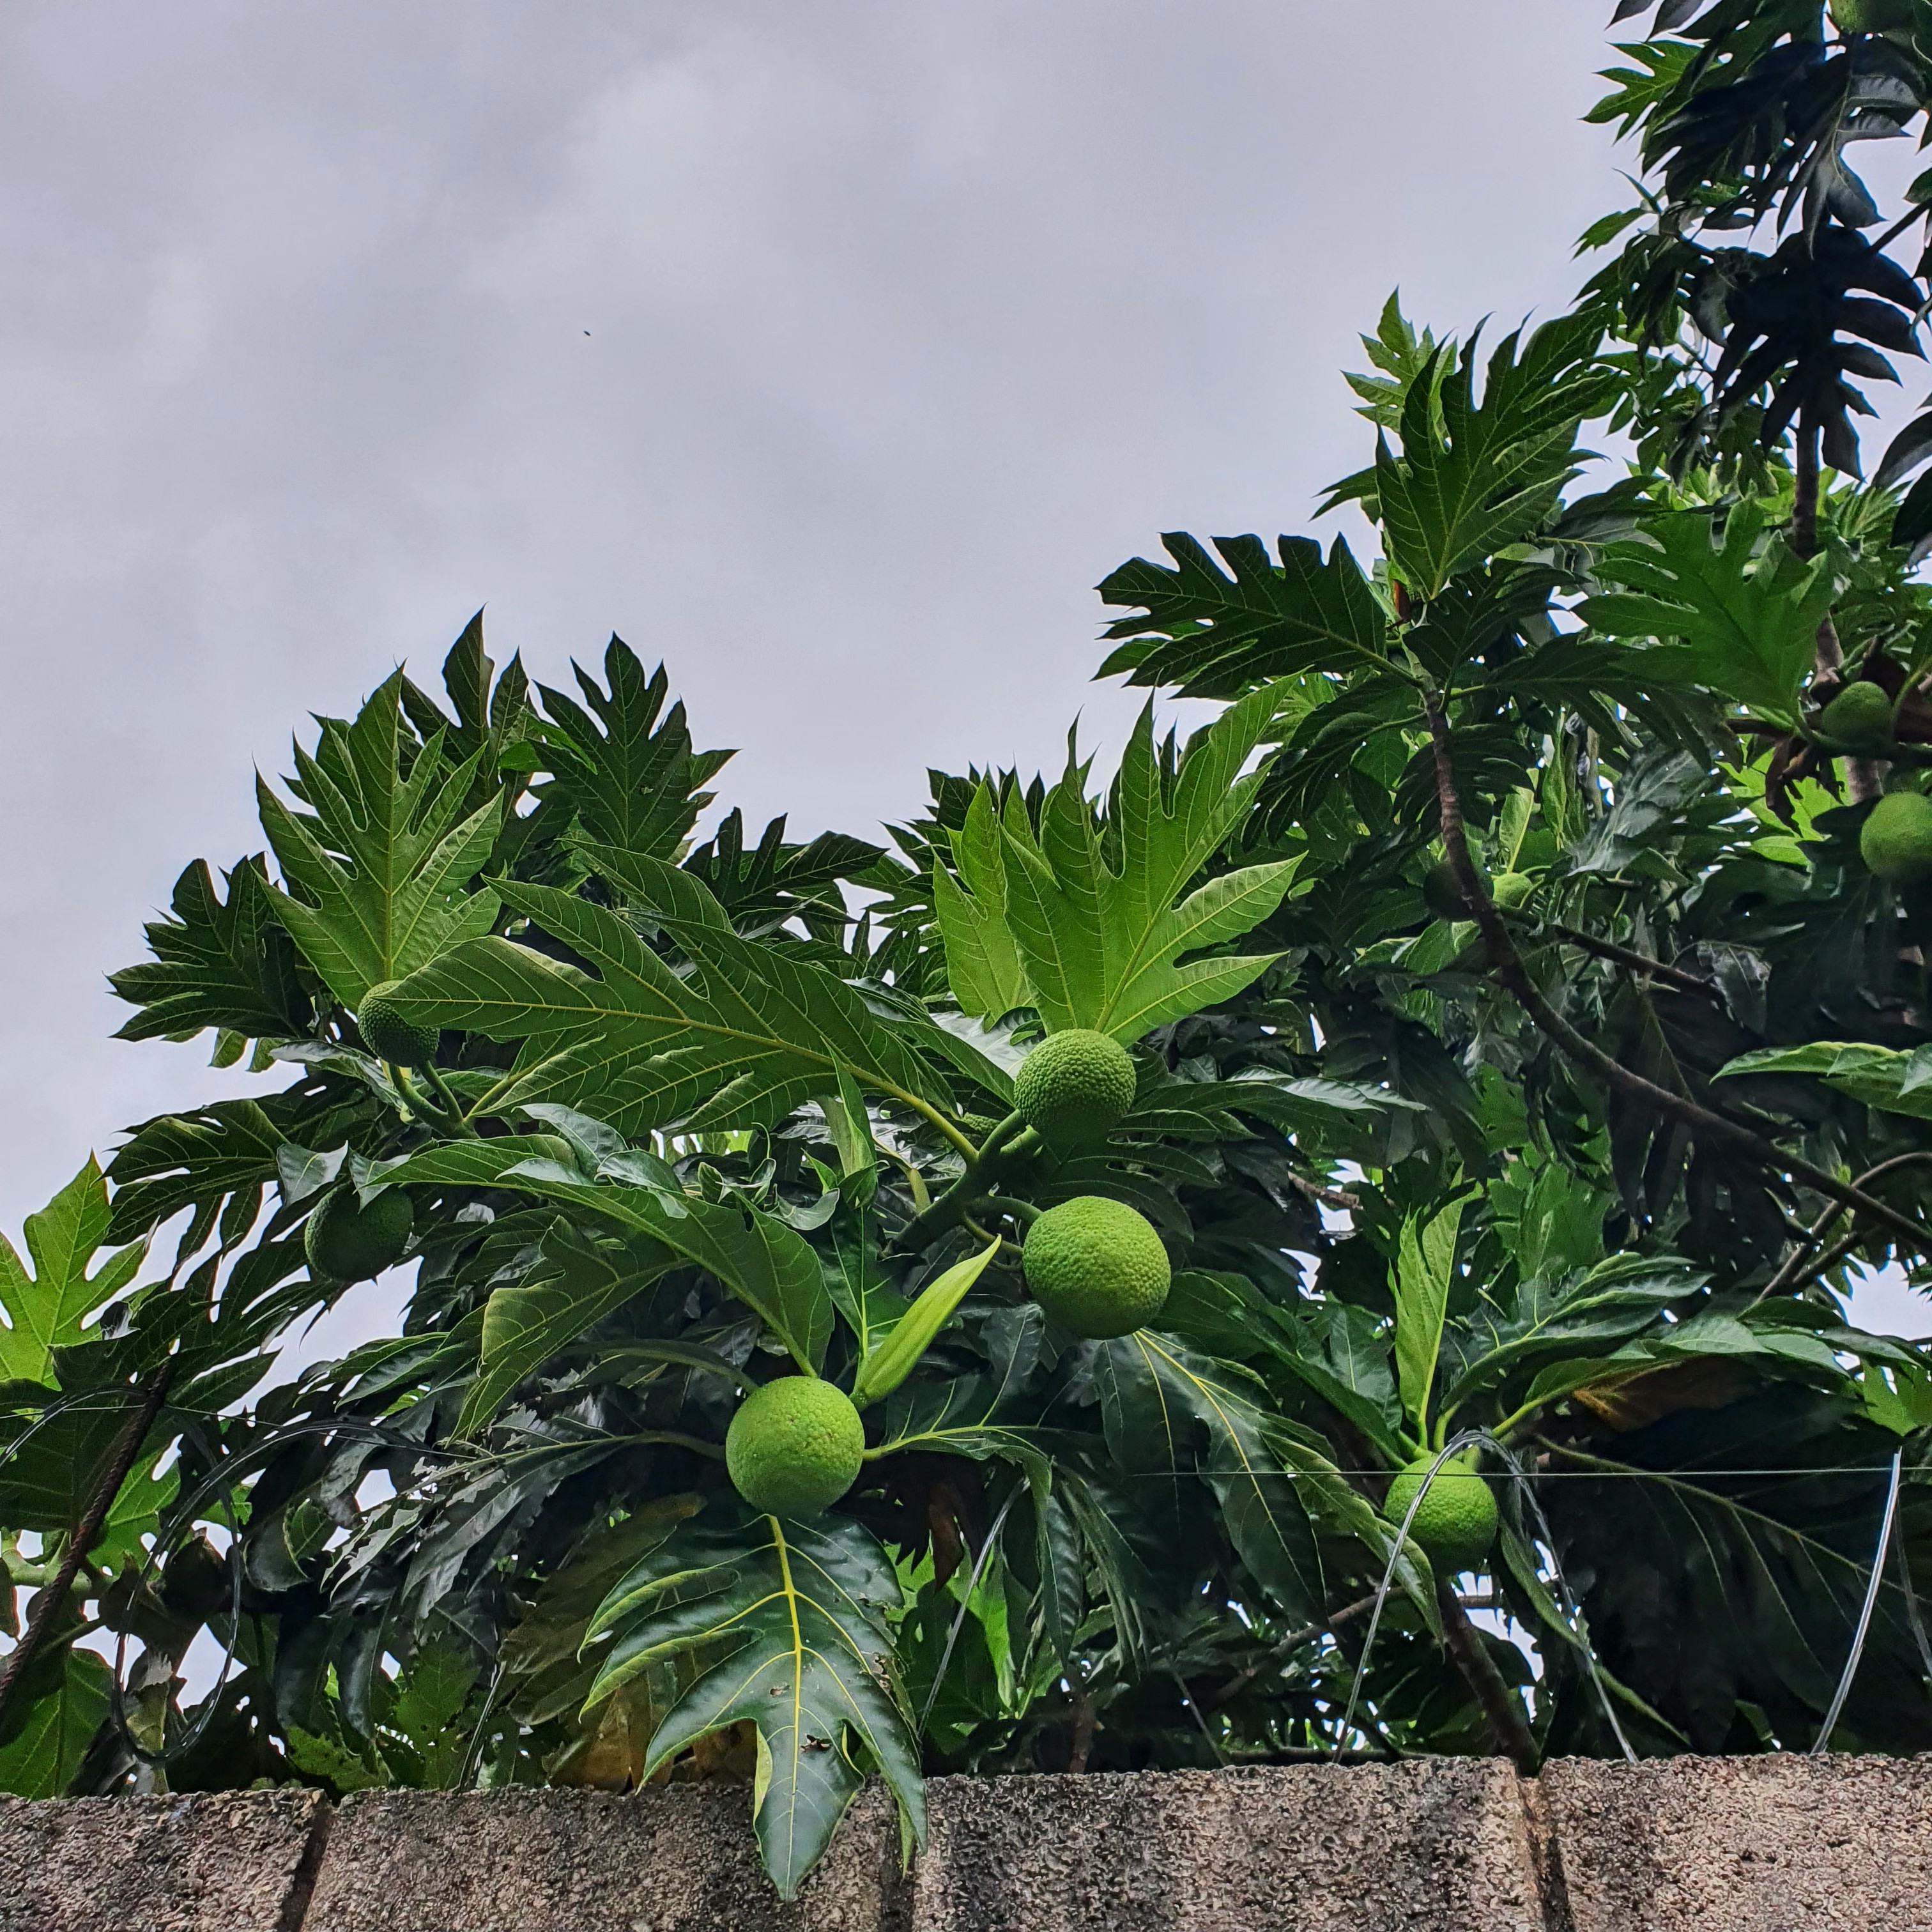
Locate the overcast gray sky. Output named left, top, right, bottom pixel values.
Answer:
left=1, top=1, right=1627, bottom=1234
left=33, top=2, right=1919, bottom=1349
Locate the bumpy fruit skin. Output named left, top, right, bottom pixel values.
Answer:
left=1818, top=681, right=1894, bottom=749
left=304, top=1186, right=414, bottom=1282
left=1832, top=0, right=1912, bottom=31
left=1013, top=1029, right=1137, bottom=1143
left=725, top=1376, right=866, bottom=1517
left=1862, top=792, right=1932, bottom=884
left=1422, top=859, right=1471, bottom=921
left=1490, top=872, right=1536, bottom=910
left=1022, top=1196, right=1171, bottom=1338
left=160, top=1535, right=231, bottom=1624
left=358, top=979, right=440, bottom=1066
left=1382, top=1451, right=1498, bottom=1574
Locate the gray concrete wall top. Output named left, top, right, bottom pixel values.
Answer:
left=1542, top=1754, right=1932, bottom=1932
left=1, top=1756, right=1928, bottom=1932
left=0, top=1790, right=326, bottom=1932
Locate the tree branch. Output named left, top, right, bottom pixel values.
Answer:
left=1424, top=696, right=1932, bottom=1255
left=1756, top=1152, right=1932, bottom=1301
left=1286, top=1172, right=1362, bottom=1212
left=0, top=1363, right=175, bottom=1729
left=1500, top=908, right=1723, bottom=1004
left=1067, top=1687, right=1096, bottom=1772
left=1437, top=1579, right=1539, bottom=1775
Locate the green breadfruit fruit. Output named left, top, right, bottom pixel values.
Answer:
left=158, top=1535, right=232, bottom=1625
left=303, top=1186, right=414, bottom=1283
left=1381, top=1450, right=1498, bottom=1574
left=724, top=1376, right=867, bottom=1518
left=1862, top=792, right=1932, bottom=884
left=1818, top=681, right=1895, bottom=749
left=1013, top=1030, right=1138, bottom=1142
left=357, top=979, right=440, bottom=1066
left=1422, top=859, right=1471, bottom=921
left=1831, top=0, right=1912, bottom=31
left=1491, top=871, right=1537, bottom=910
left=1021, top=1196, right=1171, bottom=1338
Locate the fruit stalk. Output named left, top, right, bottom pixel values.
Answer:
left=892, top=1112, right=1034, bottom=1251
left=1790, top=425, right=1883, bottom=801
left=979, top=1195, right=1039, bottom=1227
left=417, top=1060, right=480, bottom=1137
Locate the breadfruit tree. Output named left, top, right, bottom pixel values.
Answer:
left=8, top=0, right=1932, bottom=1899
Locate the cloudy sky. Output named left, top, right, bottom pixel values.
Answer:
left=6, top=3, right=1920, bottom=1337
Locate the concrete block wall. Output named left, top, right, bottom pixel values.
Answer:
left=0, top=1756, right=1926, bottom=1932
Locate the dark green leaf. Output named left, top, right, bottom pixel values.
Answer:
left=585, top=1508, right=923, bottom=1900
left=109, top=856, right=310, bottom=1046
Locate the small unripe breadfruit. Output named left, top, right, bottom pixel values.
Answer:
left=1013, top=1029, right=1137, bottom=1142
left=304, top=1186, right=413, bottom=1283
left=1831, top=0, right=1912, bottom=31
left=1818, top=681, right=1894, bottom=749
left=725, top=1376, right=866, bottom=1517
left=358, top=980, right=440, bottom=1066
left=1022, top=1196, right=1171, bottom=1338
left=159, top=1535, right=231, bottom=1625
left=1422, top=859, right=1471, bottom=921
left=1862, top=791, right=1932, bottom=884
left=1382, top=1450, right=1498, bottom=1573
left=1490, top=871, right=1537, bottom=910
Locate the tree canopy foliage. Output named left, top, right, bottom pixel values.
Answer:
left=9, top=0, right=1932, bottom=1897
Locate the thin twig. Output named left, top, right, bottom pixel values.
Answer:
left=1171, top=1666, right=1227, bottom=1765
left=1780, top=1229, right=1865, bottom=1297
left=1869, top=199, right=1929, bottom=260
left=1208, top=1592, right=1379, bottom=1709
left=1758, top=1152, right=1932, bottom=1302
left=1287, top=1173, right=1362, bottom=1212
left=1425, top=698, right=1932, bottom=1257
left=1503, top=910, right=1723, bottom=1004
